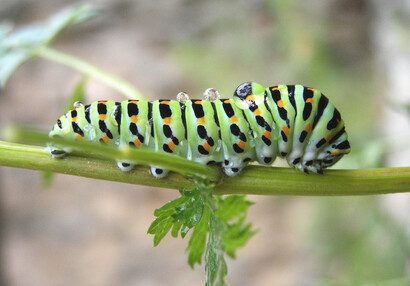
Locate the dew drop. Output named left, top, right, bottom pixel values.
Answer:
left=73, top=101, right=84, bottom=108
left=203, top=88, right=220, bottom=101
left=176, top=92, right=189, bottom=103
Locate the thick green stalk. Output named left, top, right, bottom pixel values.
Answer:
left=0, top=141, right=196, bottom=190
left=1, top=140, right=409, bottom=196
left=2, top=128, right=220, bottom=181
left=35, top=47, right=147, bottom=100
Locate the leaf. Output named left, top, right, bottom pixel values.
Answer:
left=171, top=221, right=182, bottom=238
left=147, top=215, right=174, bottom=247
left=173, top=192, right=205, bottom=237
left=153, top=196, right=188, bottom=217
left=186, top=207, right=209, bottom=268
left=0, top=4, right=98, bottom=87
left=0, top=51, right=31, bottom=88
left=3, top=5, right=97, bottom=48
left=224, top=217, right=257, bottom=258
left=205, top=211, right=228, bottom=286
left=147, top=181, right=255, bottom=285
left=147, top=195, right=188, bottom=246
left=216, top=195, right=256, bottom=258
left=216, top=195, right=253, bottom=221
left=148, top=187, right=206, bottom=245
left=64, top=77, right=88, bottom=111
left=41, top=171, right=55, bottom=190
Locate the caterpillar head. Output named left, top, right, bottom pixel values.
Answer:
left=233, top=82, right=266, bottom=110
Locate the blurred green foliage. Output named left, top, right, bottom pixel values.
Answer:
left=310, top=197, right=410, bottom=285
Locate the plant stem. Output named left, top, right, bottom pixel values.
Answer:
left=1, top=141, right=409, bottom=196
left=0, top=141, right=196, bottom=190
left=35, top=47, right=147, bottom=100
left=2, top=127, right=220, bottom=181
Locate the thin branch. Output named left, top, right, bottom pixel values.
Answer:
left=35, top=47, right=147, bottom=100
left=1, top=140, right=409, bottom=196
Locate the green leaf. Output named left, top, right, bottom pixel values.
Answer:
left=171, top=221, right=182, bottom=238
left=224, top=216, right=257, bottom=258
left=215, top=195, right=256, bottom=259
left=41, top=171, right=55, bottom=190
left=147, top=180, right=255, bottom=285
left=205, top=211, right=228, bottom=286
left=0, top=51, right=31, bottom=87
left=173, top=192, right=205, bottom=237
left=64, top=77, right=88, bottom=112
left=147, top=215, right=174, bottom=247
left=406, top=103, right=410, bottom=119
left=148, top=195, right=189, bottom=246
left=3, top=5, right=97, bottom=48
left=153, top=196, right=188, bottom=217
left=216, top=195, right=253, bottom=221
left=186, top=207, right=209, bottom=268
left=0, top=5, right=98, bottom=87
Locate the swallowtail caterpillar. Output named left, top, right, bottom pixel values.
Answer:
left=48, top=82, right=351, bottom=178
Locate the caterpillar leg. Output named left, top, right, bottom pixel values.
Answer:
left=48, top=147, right=67, bottom=158
left=150, top=167, right=169, bottom=178
left=223, top=166, right=244, bottom=176
left=117, top=162, right=135, bottom=172
left=47, top=142, right=67, bottom=159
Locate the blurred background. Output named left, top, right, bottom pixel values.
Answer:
left=0, top=0, right=409, bottom=285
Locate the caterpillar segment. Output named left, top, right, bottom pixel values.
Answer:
left=48, top=82, right=350, bottom=177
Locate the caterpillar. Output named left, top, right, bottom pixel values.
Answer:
left=48, top=82, right=351, bottom=178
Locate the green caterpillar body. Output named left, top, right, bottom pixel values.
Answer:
left=48, top=82, right=351, bottom=177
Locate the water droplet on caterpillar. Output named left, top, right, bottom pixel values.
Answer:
left=203, top=88, right=220, bottom=101
left=73, top=101, right=84, bottom=108
left=176, top=92, right=189, bottom=103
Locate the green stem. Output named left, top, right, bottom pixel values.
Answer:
left=35, top=47, right=147, bottom=100
left=1, top=140, right=409, bottom=196
left=0, top=141, right=196, bottom=190
left=2, top=127, right=220, bottom=181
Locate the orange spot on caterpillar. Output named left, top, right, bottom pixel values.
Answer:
left=238, top=140, right=245, bottom=149
left=263, top=130, right=271, bottom=139
left=306, top=98, right=314, bottom=104
left=271, top=87, right=279, bottom=91
left=134, top=138, right=141, bottom=147
left=76, top=134, right=83, bottom=140
left=130, top=115, right=139, bottom=123
left=198, top=117, right=205, bottom=125
left=161, top=101, right=170, bottom=105
left=277, top=100, right=284, bottom=108
left=98, top=101, right=107, bottom=105
left=224, top=100, right=231, bottom=104
left=305, top=123, right=312, bottom=132
left=325, top=134, right=332, bottom=141
left=230, top=115, right=237, bottom=123
left=72, top=117, right=78, bottom=122
left=164, top=117, right=172, bottom=125
left=168, top=141, right=175, bottom=151
left=246, top=95, right=255, bottom=101
left=99, top=114, right=107, bottom=121
left=282, top=126, right=289, bottom=136
left=203, top=142, right=210, bottom=151
left=129, top=100, right=138, bottom=104
left=307, top=88, right=315, bottom=92
left=102, top=135, right=110, bottom=143
left=194, top=101, right=202, bottom=105
left=331, top=151, right=339, bottom=156
left=254, top=109, right=261, bottom=115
